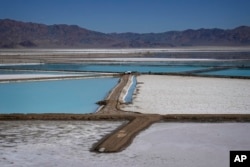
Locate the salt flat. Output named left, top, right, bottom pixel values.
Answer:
left=1, top=121, right=249, bottom=167
left=1, top=47, right=250, bottom=55
left=121, top=75, right=250, bottom=114
left=124, top=123, right=250, bottom=167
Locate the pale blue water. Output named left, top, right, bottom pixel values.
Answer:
left=2, top=59, right=250, bottom=76
left=124, top=76, right=137, bottom=103
left=0, top=69, right=93, bottom=75
left=0, top=70, right=60, bottom=74
left=0, top=63, right=207, bottom=73
left=201, top=68, right=250, bottom=77
left=0, top=78, right=119, bottom=114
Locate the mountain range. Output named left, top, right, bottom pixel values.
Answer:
left=0, top=19, right=250, bottom=48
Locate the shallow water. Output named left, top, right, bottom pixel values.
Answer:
left=201, top=68, right=250, bottom=77
left=2, top=60, right=250, bottom=76
left=0, top=63, right=208, bottom=73
left=0, top=69, right=94, bottom=76
left=124, top=76, right=137, bottom=103
left=0, top=77, right=119, bottom=114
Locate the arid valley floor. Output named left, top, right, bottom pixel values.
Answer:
left=1, top=48, right=250, bottom=167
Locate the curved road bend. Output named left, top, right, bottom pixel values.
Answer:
left=94, top=74, right=162, bottom=152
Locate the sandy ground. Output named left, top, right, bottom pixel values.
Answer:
left=1, top=47, right=250, bottom=55
left=121, top=75, right=250, bottom=114
left=1, top=47, right=250, bottom=64
left=1, top=121, right=249, bottom=167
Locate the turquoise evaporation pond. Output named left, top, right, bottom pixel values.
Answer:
left=0, top=69, right=92, bottom=75
left=0, top=70, right=61, bottom=75
left=1, top=64, right=207, bottom=73
left=0, top=77, right=119, bottom=114
left=201, top=68, right=250, bottom=77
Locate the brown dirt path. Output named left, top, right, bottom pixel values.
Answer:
left=92, top=74, right=163, bottom=152
left=97, top=74, right=129, bottom=114
left=92, top=114, right=162, bottom=153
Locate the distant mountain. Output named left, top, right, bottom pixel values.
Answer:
left=0, top=19, right=118, bottom=48
left=0, top=19, right=250, bottom=48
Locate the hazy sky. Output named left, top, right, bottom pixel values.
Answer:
left=1, top=0, right=250, bottom=33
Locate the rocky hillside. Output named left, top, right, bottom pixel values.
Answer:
left=0, top=19, right=250, bottom=48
